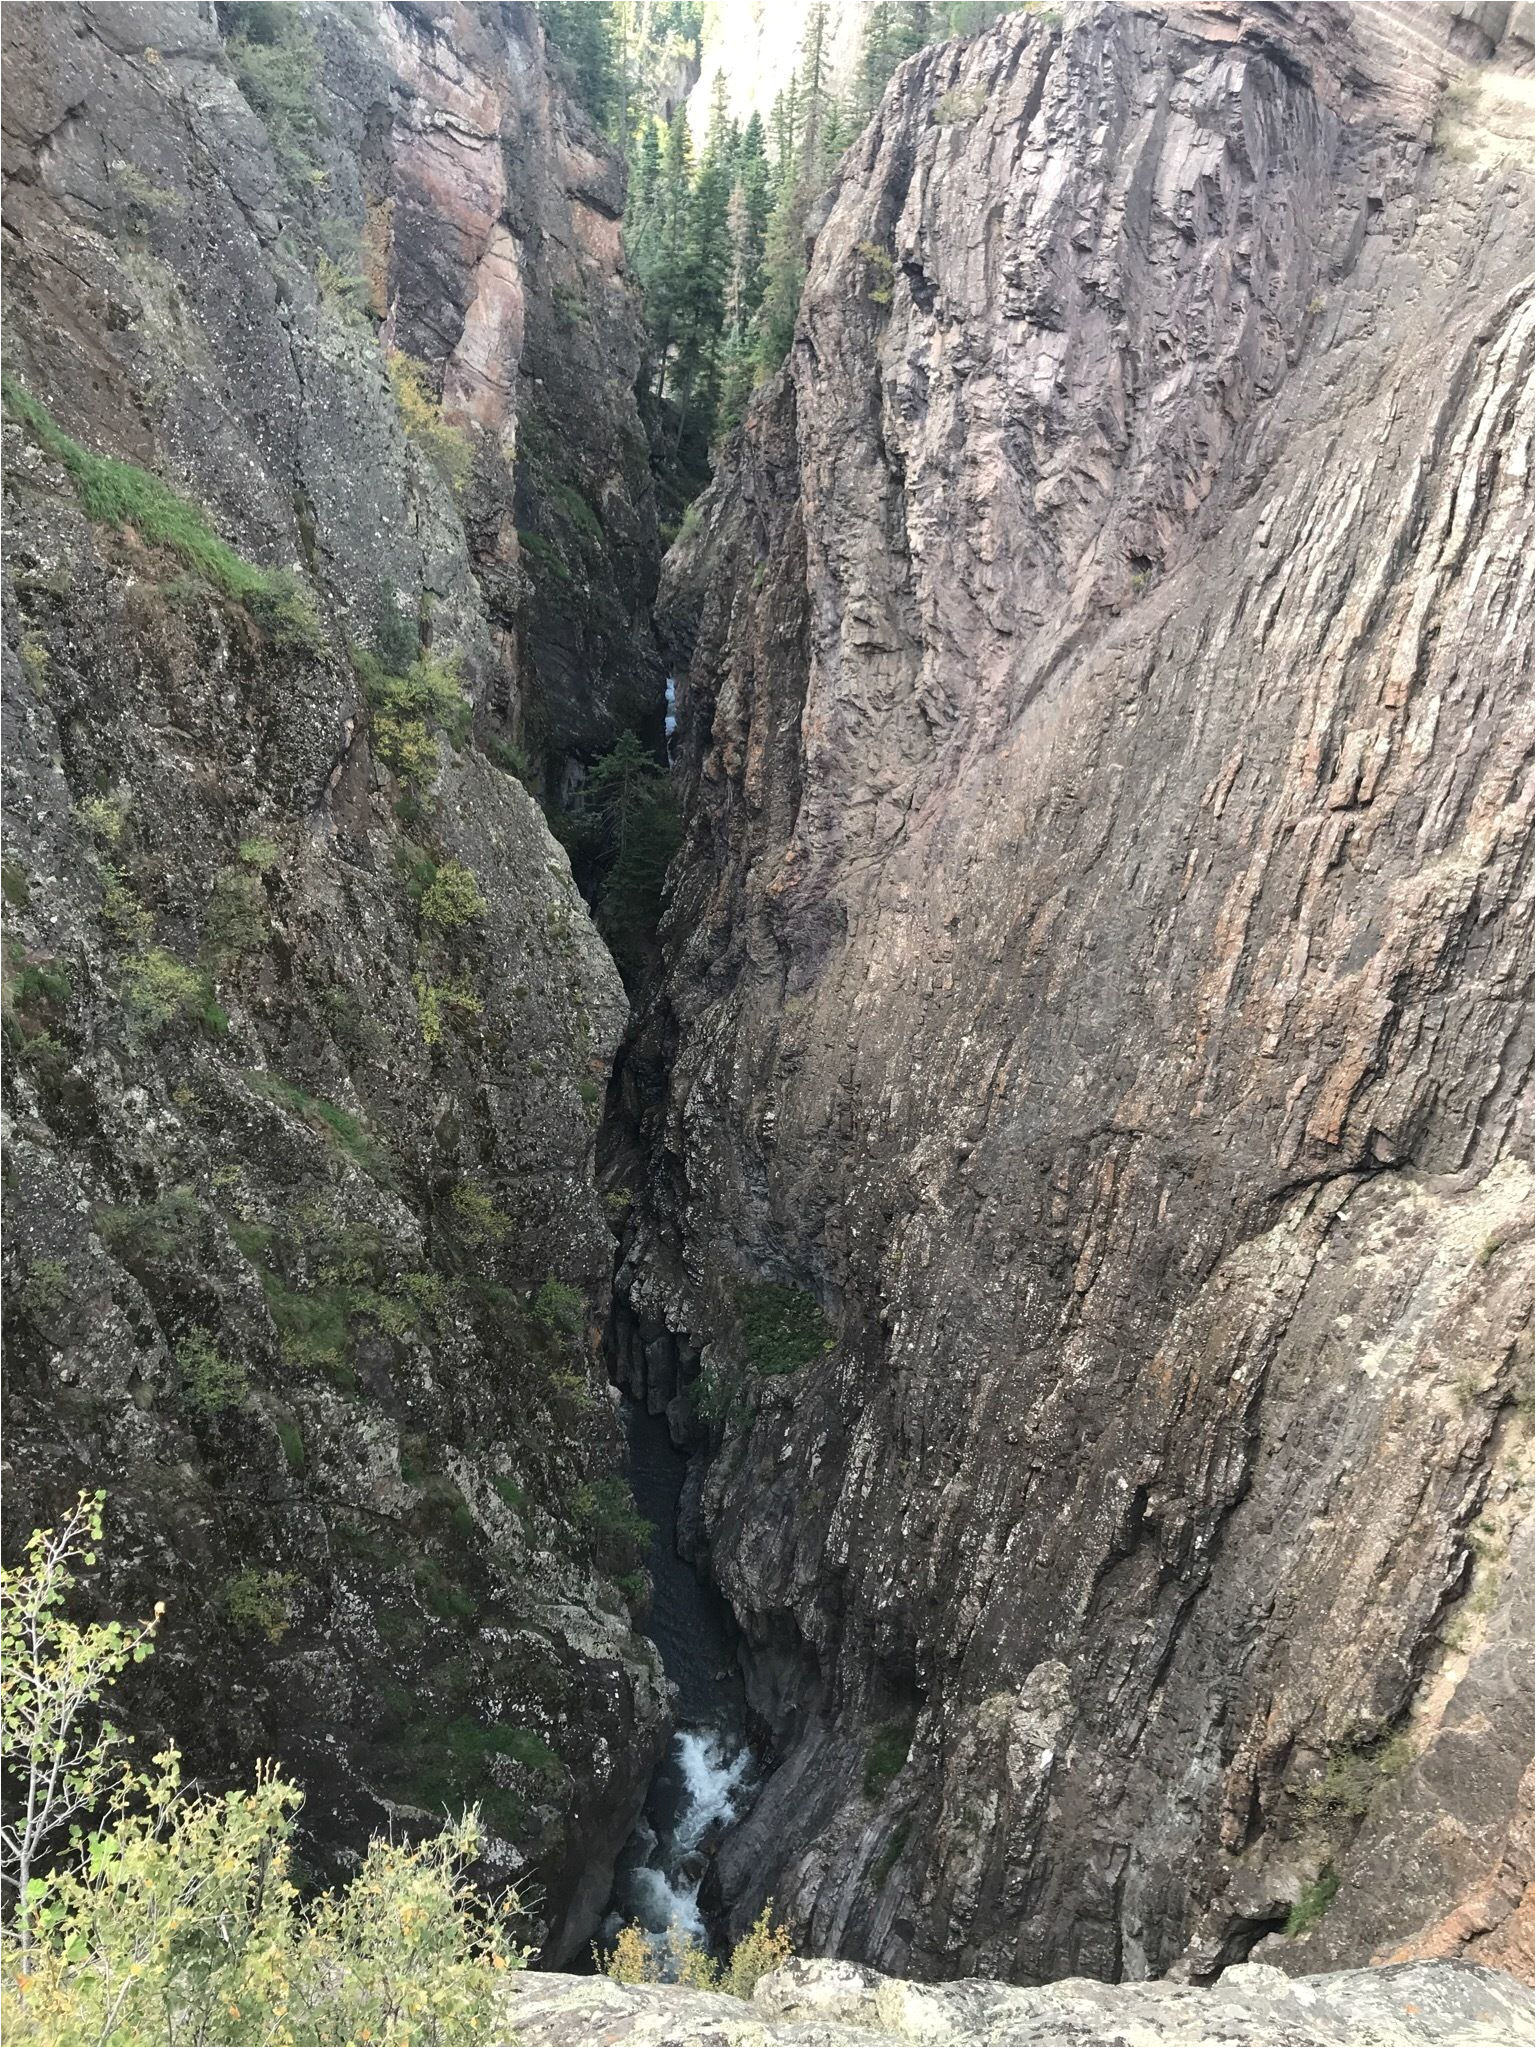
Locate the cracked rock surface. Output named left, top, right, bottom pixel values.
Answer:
left=2, top=0, right=666, bottom=1964
left=617, top=0, right=1534, bottom=1985
left=502, top=1956, right=1535, bottom=2044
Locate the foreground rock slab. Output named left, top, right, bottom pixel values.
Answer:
left=504, top=1957, right=1535, bottom=2045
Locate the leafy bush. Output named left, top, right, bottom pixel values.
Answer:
left=858, top=238, right=896, bottom=306
left=1, top=377, right=321, bottom=648
left=0, top=1496, right=529, bottom=2045
left=933, top=85, right=987, bottom=124
left=863, top=1719, right=913, bottom=1800
left=597, top=1903, right=792, bottom=1995
left=1286, top=1862, right=1340, bottom=1937
left=415, top=973, right=483, bottom=1047
left=420, top=858, right=487, bottom=931
left=177, top=1329, right=248, bottom=1414
left=218, top=1567, right=297, bottom=1642
left=531, top=1276, right=583, bottom=1334
left=739, top=1282, right=833, bottom=1376
left=387, top=351, right=474, bottom=490
left=206, top=864, right=269, bottom=962
left=239, top=834, right=282, bottom=871
left=451, top=1181, right=510, bottom=1247
left=18, top=1256, right=70, bottom=1322
left=357, top=648, right=471, bottom=792
left=119, top=947, right=218, bottom=1034
left=74, top=792, right=128, bottom=847
left=224, top=5, right=327, bottom=189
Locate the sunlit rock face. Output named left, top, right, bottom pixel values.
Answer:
left=622, top=0, right=1534, bottom=1987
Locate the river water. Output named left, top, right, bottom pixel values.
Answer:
left=602, top=1396, right=755, bottom=1958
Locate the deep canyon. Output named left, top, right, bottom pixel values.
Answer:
left=1, top=0, right=1532, bottom=2036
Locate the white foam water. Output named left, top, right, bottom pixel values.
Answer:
left=613, top=1727, right=754, bottom=1957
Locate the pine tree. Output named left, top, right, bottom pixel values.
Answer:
left=538, top=2, right=621, bottom=132
left=645, top=105, right=695, bottom=398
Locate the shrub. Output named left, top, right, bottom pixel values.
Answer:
left=120, top=944, right=214, bottom=1032
left=0, top=1499, right=528, bottom=2044
left=218, top=1566, right=297, bottom=1641
left=1286, top=1862, right=1340, bottom=1937
left=1, top=856, right=29, bottom=907
left=421, top=858, right=487, bottom=931
left=531, top=1276, right=583, bottom=1334
left=597, top=1903, right=791, bottom=1995
left=1, top=377, right=321, bottom=648
left=0, top=1493, right=162, bottom=1937
left=18, top=1256, right=70, bottom=1322
left=487, top=736, right=535, bottom=784
left=739, top=1282, right=833, bottom=1376
left=206, top=863, right=269, bottom=962
left=415, top=973, right=483, bottom=1046
left=73, top=792, right=128, bottom=847
left=224, top=6, right=326, bottom=188
left=863, top=1719, right=913, bottom=1800
left=387, top=351, right=474, bottom=490
left=858, top=238, right=896, bottom=307
left=358, top=648, right=471, bottom=791
left=239, top=834, right=282, bottom=872
left=1296, top=1732, right=1413, bottom=1825
left=100, top=867, right=153, bottom=946
left=720, top=1905, right=795, bottom=1998
left=933, top=85, right=987, bottom=124
left=451, top=1181, right=511, bottom=1246
left=871, top=1815, right=912, bottom=1889
left=177, top=1329, right=248, bottom=1414
left=96, top=1188, right=203, bottom=1263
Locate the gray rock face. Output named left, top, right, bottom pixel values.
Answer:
left=502, top=1956, right=1535, bottom=2045
left=621, top=0, right=1533, bottom=1987
left=2, top=0, right=665, bottom=1964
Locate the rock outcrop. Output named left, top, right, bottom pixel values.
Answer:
left=1, top=0, right=666, bottom=1962
left=503, top=1955, right=1536, bottom=2045
left=616, top=0, right=1534, bottom=1987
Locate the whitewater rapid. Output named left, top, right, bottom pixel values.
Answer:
left=619, top=1728, right=755, bottom=1946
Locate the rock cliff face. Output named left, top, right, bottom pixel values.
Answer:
left=2, top=0, right=665, bottom=1963
left=617, top=0, right=1534, bottom=1989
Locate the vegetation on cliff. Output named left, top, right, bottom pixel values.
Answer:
left=0, top=1499, right=528, bottom=2047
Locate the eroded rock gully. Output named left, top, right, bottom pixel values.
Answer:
left=614, top=0, right=1536, bottom=1992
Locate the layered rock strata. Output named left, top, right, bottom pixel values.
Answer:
left=616, top=0, right=1535, bottom=1984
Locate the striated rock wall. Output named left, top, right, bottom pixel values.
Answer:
left=619, top=0, right=1534, bottom=1987
left=1, top=0, right=666, bottom=1962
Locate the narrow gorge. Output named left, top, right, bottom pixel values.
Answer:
left=1, top=3, right=1532, bottom=2044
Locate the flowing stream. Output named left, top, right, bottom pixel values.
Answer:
left=602, top=1396, right=755, bottom=1959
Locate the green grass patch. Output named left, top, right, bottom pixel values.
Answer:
left=2, top=375, right=321, bottom=647
left=1286, top=1863, right=1340, bottom=1937
left=244, top=1071, right=391, bottom=1177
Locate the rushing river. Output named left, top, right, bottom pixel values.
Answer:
left=601, top=1397, right=755, bottom=1961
